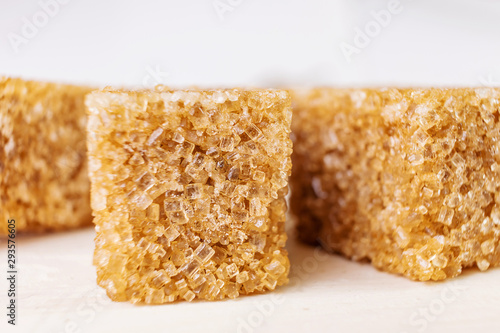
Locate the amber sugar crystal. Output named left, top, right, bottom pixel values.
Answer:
left=291, top=88, right=500, bottom=281
left=86, top=87, right=292, bottom=303
left=0, top=77, right=92, bottom=234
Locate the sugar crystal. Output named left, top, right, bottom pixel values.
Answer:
left=87, top=87, right=291, bottom=302
left=291, top=88, right=500, bottom=281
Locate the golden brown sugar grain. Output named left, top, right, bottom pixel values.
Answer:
left=291, top=88, right=500, bottom=281
left=86, top=87, right=292, bottom=303
left=0, top=77, right=92, bottom=234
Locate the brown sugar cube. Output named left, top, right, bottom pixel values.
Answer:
left=291, top=88, right=500, bottom=281
left=86, top=87, right=292, bottom=303
left=0, top=77, right=92, bottom=234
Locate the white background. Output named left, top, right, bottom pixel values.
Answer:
left=1, top=1, right=500, bottom=333
left=1, top=0, right=500, bottom=88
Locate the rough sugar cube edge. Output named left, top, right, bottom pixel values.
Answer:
left=86, top=87, right=292, bottom=303
left=0, top=77, right=92, bottom=234
left=291, top=87, right=500, bottom=281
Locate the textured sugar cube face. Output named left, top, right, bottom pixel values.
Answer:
left=291, top=88, right=500, bottom=281
left=0, top=77, right=92, bottom=234
left=86, top=87, right=292, bottom=303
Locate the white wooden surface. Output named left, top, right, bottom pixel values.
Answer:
left=1, top=227, right=499, bottom=333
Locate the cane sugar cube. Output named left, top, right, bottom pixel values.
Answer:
left=0, top=77, right=92, bottom=233
left=86, top=87, right=292, bottom=302
left=291, top=88, right=500, bottom=281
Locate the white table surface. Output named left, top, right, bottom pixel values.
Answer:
left=1, top=227, right=499, bottom=333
